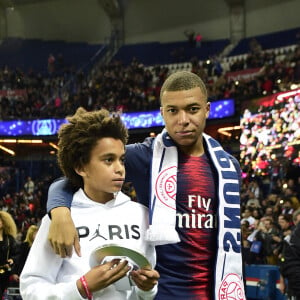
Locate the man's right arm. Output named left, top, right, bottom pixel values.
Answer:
left=47, top=177, right=73, bottom=212
left=47, top=178, right=81, bottom=258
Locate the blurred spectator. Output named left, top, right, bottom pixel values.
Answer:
left=261, top=217, right=281, bottom=265
left=281, top=186, right=300, bottom=210
left=195, top=33, right=203, bottom=48
left=280, top=209, right=300, bottom=299
left=0, top=211, right=18, bottom=298
left=245, top=219, right=267, bottom=265
left=263, top=205, right=277, bottom=220
left=241, top=207, right=256, bottom=228
left=246, top=191, right=261, bottom=209
left=24, top=177, right=34, bottom=195
left=272, top=214, right=294, bottom=264
left=249, top=180, right=262, bottom=199
left=281, top=198, right=295, bottom=216
left=249, top=38, right=262, bottom=55
left=47, top=53, right=55, bottom=74
left=261, top=75, right=273, bottom=94
left=184, top=29, right=195, bottom=47
left=241, top=220, right=252, bottom=262
left=3, top=193, right=13, bottom=210
left=11, top=225, right=39, bottom=284
left=252, top=207, right=263, bottom=220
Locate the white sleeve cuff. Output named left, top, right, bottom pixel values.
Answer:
left=135, top=284, right=158, bottom=300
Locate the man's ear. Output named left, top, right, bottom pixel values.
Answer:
left=160, top=106, right=164, bottom=117
left=206, top=102, right=211, bottom=118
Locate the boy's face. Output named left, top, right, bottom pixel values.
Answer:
left=76, top=137, right=125, bottom=203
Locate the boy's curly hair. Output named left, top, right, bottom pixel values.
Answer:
left=57, top=108, right=128, bottom=188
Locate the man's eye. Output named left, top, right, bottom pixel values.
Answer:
left=190, top=107, right=200, bottom=113
left=167, top=108, right=176, bottom=113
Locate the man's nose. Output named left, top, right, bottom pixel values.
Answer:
left=178, top=110, right=189, bottom=125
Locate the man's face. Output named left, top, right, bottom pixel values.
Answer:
left=295, top=215, right=300, bottom=225
left=264, top=220, right=272, bottom=230
left=265, top=207, right=273, bottom=215
left=160, top=87, right=210, bottom=152
left=278, top=218, right=289, bottom=230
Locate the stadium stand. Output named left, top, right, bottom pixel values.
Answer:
left=0, top=37, right=104, bottom=74
left=0, top=21, right=300, bottom=299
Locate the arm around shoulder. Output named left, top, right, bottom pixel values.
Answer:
left=46, top=177, right=74, bottom=214
left=47, top=206, right=81, bottom=258
left=46, top=178, right=81, bottom=258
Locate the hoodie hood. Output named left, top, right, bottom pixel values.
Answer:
left=72, top=188, right=131, bottom=209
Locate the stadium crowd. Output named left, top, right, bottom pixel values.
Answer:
left=0, top=40, right=299, bottom=121
left=0, top=36, right=300, bottom=298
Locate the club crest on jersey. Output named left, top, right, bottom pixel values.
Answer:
left=218, top=273, right=245, bottom=300
left=155, top=166, right=177, bottom=210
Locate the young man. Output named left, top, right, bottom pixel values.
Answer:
left=20, top=108, right=159, bottom=300
left=47, top=71, right=245, bottom=299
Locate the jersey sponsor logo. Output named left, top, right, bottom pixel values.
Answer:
left=176, top=211, right=215, bottom=229
left=177, top=195, right=216, bottom=229
left=76, top=224, right=141, bottom=241
left=218, top=273, right=245, bottom=300
left=155, top=166, right=177, bottom=210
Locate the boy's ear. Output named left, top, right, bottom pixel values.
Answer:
left=75, top=166, right=86, bottom=177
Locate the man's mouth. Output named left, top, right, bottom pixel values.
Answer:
left=176, top=131, right=193, bottom=136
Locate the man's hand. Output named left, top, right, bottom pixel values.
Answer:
left=48, top=207, right=81, bottom=257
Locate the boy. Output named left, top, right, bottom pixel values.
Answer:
left=20, top=108, right=159, bottom=300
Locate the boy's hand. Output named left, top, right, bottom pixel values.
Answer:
left=48, top=207, right=81, bottom=257
left=77, top=259, right=131, bottom=296
left=130, top=267, right=160, bottom=291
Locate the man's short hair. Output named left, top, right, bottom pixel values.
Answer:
left=160, top=71, right=208, bottom=101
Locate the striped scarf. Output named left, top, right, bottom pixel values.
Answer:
left=146, top=129, right=246, bottom=300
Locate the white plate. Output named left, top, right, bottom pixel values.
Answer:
left=89, top=244, right=151, bottom=269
